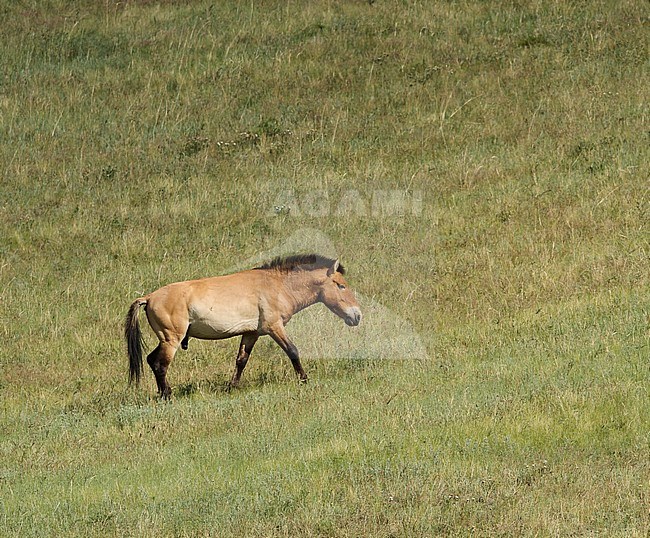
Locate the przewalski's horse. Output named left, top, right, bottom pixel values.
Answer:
left=125, top=254, right=362, bottom=397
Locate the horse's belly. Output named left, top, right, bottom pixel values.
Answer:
left=188, top=315, right=258, bottom=340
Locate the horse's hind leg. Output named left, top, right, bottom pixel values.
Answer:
left=147, top=341, right=179, bottom=399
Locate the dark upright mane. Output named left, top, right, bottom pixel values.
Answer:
left=255, top=254, right=345, bottom=274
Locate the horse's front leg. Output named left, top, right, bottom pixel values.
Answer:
left=229, top=333, right=258, bottom=388
left=268, top=323, right=308, bottom=382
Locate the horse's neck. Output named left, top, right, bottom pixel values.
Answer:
left=282, top=270, right=322, bottom=314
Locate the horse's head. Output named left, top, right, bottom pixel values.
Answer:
left=319, top=259, right=362, bottom=326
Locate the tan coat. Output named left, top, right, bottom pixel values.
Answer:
left=125, top=255, right=361, bottom=397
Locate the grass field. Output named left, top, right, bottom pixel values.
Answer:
left=1, top=0, right=649, bottom=536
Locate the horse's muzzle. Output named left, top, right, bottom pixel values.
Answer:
left=344, top=308, right=362, bottom=327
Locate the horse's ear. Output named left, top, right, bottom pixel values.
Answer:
left=327, top=259, right=340, bottom=277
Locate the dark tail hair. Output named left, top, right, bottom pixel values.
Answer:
left=125, top=298, right=147, bottom=385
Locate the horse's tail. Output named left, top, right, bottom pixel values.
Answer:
left=125, top=297, right=148, bottom=386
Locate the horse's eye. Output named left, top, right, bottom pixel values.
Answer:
left=337, top=284, right=346, bottom=290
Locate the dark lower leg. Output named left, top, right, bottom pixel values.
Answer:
left=147, top=343, right=176, bottom=398
left=230, top=333, right=258, bottom=387
left=288, top=349, right=307, bottom=381
left=269, top=328, right=307, bottom=382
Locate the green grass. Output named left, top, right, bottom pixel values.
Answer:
left=1, top=0, right=649, bottom=536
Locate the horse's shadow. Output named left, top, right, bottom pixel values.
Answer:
left=173, top=379, right=232, bottom=397
left=173, top=370, right=295, bottom=398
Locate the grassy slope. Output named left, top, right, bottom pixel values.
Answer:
left=1, top=0, right=648, bottom=536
